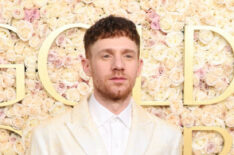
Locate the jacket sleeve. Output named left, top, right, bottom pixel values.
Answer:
left=27, top=127, right=50, bottom=155
left=170, top=129, right=183, bottom=155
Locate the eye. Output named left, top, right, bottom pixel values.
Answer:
left=102, top=54, right=111, bottom=58
left=125, top=54, right=133, bottom=58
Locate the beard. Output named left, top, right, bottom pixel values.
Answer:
left=93, top=75, right=135, bottom=101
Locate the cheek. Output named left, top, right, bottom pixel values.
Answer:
left=91, top=63, right=109, bottom=79
left=127, top=64, right=139, bottom=76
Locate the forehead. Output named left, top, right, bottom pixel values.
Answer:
left=90, top=37, right=138, bottom=53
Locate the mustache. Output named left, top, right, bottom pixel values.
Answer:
left=109, top=73, right=128, bottom=80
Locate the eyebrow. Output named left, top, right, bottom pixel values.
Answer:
left=98, top=48, right=137, bottom=54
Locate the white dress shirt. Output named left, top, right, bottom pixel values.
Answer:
left=88, top=94, right=132, bottom=155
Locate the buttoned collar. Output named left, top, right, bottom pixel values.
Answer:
left=88, top=94, right=132, bottom=129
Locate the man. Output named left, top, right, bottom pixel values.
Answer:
left=28, top=15, right=182, bottom=155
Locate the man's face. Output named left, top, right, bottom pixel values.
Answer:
left=82, top=36, right=143, bottom=100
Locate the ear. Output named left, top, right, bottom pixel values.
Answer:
left=137, top=59, right=143, bottom=77
left=81, top=58, right=92, bottom=77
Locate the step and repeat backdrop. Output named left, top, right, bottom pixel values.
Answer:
left=0, top=0, right=233, bottom=154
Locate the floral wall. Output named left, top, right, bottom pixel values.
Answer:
left=0, top=0, right=233, bottom=154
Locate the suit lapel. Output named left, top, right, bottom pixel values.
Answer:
left=65, top=96, right=107, bottom=155
left=65, top=96, right=155, bottom=155
left=125, top=101, right=156, bottom=155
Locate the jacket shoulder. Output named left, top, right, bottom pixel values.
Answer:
left=33, top=108, right=72, bottom=133
left=140, top=107, right=182, bottom=154
left=139, top=105, right=181, bottom=136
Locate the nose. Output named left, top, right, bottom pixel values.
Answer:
left=111, top=55, right=125, bottom=71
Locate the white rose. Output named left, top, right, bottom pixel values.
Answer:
left=16, top=20, right=34, bottom=41
left=13, top=139, right=24, bottom=154
left=204, top=72, right=218, bottom=86
left=165, top=31, right=184, bottom=47
left=198, top=30, right=214, bottom=44
left=1, top=8, right=13, bottom=20
left=0, top=142, right=11, bottom=152
left=175, top=0, right=189, bottom=13
left=2, top=72, right=15, bottom=87
left=65, top=88, right=80, bottom=102
left=4, top=87, right=16, bottom=101
left=181, top=109, right=195, bottom=127
left=25, top=118, right=40, bottom=129
left=165, top=113, right=181, bottom=126
left=93, top=0, right=109, bottom=8
left=158, top=76, right=171, bottom=88
left=224, top=96, right=234, bottom=110
left=0, top=90, right=5, bottom=102
left=78, top=82, right=90, bottom=96
left=151, top=44, right=168, bottom=61
left=214, top=79, right=228, bottom=92
left=29, top=35, right=42, bottom=49
left=81, top=0, right=93, bottom=4
left=153, top=88, right=169, bottom=101
left=33, top=0, right=48, bottom=7
left=192, top=134, right=208, bottom=150
left=12, top=6, right=25, bottom=19
left=14, top=41, right=26, bottom=54
left=159, top=16, right=174, bottom=33
left=193, top=73, right=200, bottom=87
left=79, top=69, right=90, bottom=81
left=226, top=0, right=234, bottom=11
left=0, top=36, right=12, bottom=53
left=169, top=67, right=184, bottom=86
left=166, top=47, right=183, bottom=61
left=209, top=37, right=226, bottom=52
left=0, top=129, right=10, bottom=143
left=127, top=1, right=140, bottom=13
left=62, top=70, right=79, bottom=82
left=21, top=0, right=34, bottom=9
left=193, top=88, right=207, bottom=101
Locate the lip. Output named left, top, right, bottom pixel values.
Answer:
left=110, top=77, right=127, bottom=82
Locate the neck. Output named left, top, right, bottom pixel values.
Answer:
left=93, top=90, right=132, bottom=115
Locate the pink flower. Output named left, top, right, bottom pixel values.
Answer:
left=59, top=82, right=65, bottom=89
left=151, top=18, right=160, bottom=30
left=48, top=50, right=58, bottom=62
left=224, top=45, right=232, bottom=53
left=0, top=108, right=6, bottom=119
left=0, top=58, right=7, bottom=64
left=64, top=56, right=73, bottom=66
left=79, top=78, right=89, bottom=85
left=71, top=83, right=78, bottom=88
left=152, top=109, right=166, bottom=119
left=161, top=0, right=166, bottom=5
left=146, top=9, right=160, bottom=30
left=35, top=81, right=43, bottom=90
left=206, top=142, right=216, bottom=153
left=9, top=135, right=17, bottom=143
left=146, top=9, right=159, bottom=21
left=158, top=65, right=165, bottom=75
left=56, top=82, right=66, bottom=94
left=52, top=58, right=64, bottom=68
left=55, top=34, right=66, bottom=47
left=145, top=39, right=155, bottom=47
left=77, top=54, right=84, bottom=61
left=194, top=31, right=199, bottom=41
left=24, top=8, right=40, bottom=23
left=48, top=51, right=65, bottom=68
left=195, top=68, right=206, bottom=79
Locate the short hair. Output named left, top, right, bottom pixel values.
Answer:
left=83, top=15, right=140, bottom=58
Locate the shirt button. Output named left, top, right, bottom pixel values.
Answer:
left=115, top=143, right=119, bottom=148
left=112, top=117, right=118, bottom=123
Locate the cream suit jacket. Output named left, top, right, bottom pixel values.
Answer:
left=28, top=97, right=182, bottom=155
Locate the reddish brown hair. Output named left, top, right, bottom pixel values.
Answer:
left=83, top=15, right=140, bottom=58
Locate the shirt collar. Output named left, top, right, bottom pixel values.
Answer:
left=88, top=94, right=132, bottom=129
